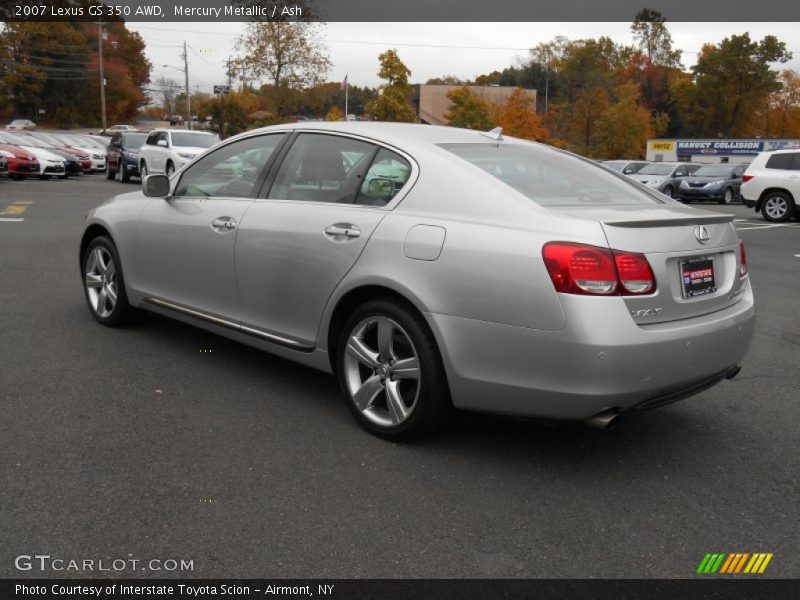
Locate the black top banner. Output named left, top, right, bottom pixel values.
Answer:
left=2, top=0, right=800, bottom=22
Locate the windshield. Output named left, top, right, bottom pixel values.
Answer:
left=602, top=161, right=627, bottom=172
left=692, top=165, right=734, bottom=177
left=442, top=143, right=663, bottom=207
left=637, top=164, right=676, bottom=176
left=171, top=132, right=218, bottom=148
left=123, top=133, right=147, bottom=148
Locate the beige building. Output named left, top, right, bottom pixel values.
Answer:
left=417, top=85, right=537, bottom=126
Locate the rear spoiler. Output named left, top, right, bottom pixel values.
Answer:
left=604, top=215, right=734, bottom=228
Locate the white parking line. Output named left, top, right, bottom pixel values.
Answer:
left=0, top=218, right=25, bottom=222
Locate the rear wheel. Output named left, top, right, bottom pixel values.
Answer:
left=761, top=191, right=794, bottom=222
left=140, top=161, right=148, bottom=179
left=336, top=299, right=452, bottom=441
left=82, top=236, right=135, bottom=327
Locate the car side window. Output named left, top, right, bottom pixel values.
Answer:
left=145, top=132, right=160, bottom=146
left=159, top=132, right=169, bottom=146
left=173, top=133, right=285, bottom=199
left=765, top=153, right=794, bottom=170
left=734, top=166, right=745, bottom=177
left=268, top=133, right=377, bottom=204
left=790, top=153, right=800, bottom=170
left=354, top=148, right=412, bottom=206
left=675, top=167, right=686, bottom=176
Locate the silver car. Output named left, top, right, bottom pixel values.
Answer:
left=79, top=123, right=755, bottom=439
left=627, top=162, right=702, bottom=198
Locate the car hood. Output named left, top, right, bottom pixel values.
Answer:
left=20, top=146, right=63, bottom=163
left=173, top=146, right=208, bottom=156
left=628, top=174, right=667, bottom=183
left=682, top=175, right=729, bottom=184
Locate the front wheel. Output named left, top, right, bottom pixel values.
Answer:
left=336, top=299, right=452, bottom=441
left=82, top=236, right=135, bottom=327
left=720, top=187, right=734, bottom=205
left=663, top=185, right=675, bottom=198
left=761, top=191, right=794, bottom=222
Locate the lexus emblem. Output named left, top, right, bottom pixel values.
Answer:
left=694, top=225, right=711, bottom=245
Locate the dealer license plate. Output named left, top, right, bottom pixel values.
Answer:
left=681, top=257, right=716, bottom=298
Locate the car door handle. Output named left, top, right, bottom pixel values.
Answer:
left=211, top=217, right=236, bottom=232
left=325, top=223, right=361, bottom=239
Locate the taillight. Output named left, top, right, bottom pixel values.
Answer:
left=543, top=242, right=656, bottom=296
left=739, top=240, right=748, bottom=277
left=742, top=174, right=754, bottom=183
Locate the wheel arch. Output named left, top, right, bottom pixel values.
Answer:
left=79, top=223, right=115, bottom=269
left=757, top=187, right=794, bottom=212
left=325, top=283, right=432, bottom=374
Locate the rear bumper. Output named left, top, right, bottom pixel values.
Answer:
left=427, top=282, right=755, bottom=420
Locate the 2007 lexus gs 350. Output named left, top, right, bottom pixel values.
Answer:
left=79, top=123, right=755, bottom=440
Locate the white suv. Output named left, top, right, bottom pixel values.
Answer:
left=138, top=129, right=219, bottom=178
left=741, top=149, right=800, bottom=222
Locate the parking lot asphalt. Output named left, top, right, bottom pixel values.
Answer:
left=1, top=176, right=798, bottom=579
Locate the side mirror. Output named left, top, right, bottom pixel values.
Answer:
left=157, top=139, right=168, bottom=148
left=143, top=174, right=171, bottom=198
left=623, top=168, right=634, bottom=174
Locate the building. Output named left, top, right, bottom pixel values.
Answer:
left=415, top=85, right=537, bottom=126
left=646, top=138, right=800, bottom=164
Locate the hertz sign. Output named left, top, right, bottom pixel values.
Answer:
left=650, top=141, right=675, bottom=151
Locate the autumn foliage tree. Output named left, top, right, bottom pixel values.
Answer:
left=444, top=86, right=494, bottom=130
left=595, top=83, right=654, bottom=158
left=493, top=88, right=549, bottom=141
left=366, top=49, right=416, bottom=122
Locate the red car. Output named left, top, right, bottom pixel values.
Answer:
left=0, top=143, right=40, bottom=179
left=30, top=132, right=92, bottom=173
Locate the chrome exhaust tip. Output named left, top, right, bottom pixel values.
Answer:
left=725, top=365, right=742, bottom=380
left=583, top=408, right=621, bottom=430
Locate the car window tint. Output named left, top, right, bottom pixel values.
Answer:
left=792, top=153, right=800, bottom=170
left=268, top=133, right=377, bottom=204
left=442, top=143, right=663, bottom=207
left=354, top=148, right=412, bottom=206
left=765, top=153, right=794, bottom=170
left=173, top=134, right=285, bottom=199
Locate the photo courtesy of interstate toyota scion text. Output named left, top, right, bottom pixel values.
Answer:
left=79, top=122, right=755, bottom=440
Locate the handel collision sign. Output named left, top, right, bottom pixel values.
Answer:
left=676, top=141, right=764, bottom=156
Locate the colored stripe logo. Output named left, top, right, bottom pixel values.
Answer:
left=696, top=552, right=773, bottom=574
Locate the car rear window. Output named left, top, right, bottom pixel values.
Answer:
left=441, top=143, right=663, bottom=207
left=765, top=152, right=800, bottom=170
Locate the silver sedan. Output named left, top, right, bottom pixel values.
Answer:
left=79, top=123, right=755, bottom=439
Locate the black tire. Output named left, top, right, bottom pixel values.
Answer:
left=760, top=191, right=794, bottom=222
left=105, top=163, right=114, bottom=180
left=119, top=164, right=130, bottom=183
left=663, top=185, right=674, bottom=198
left=336, top=298, right=453, bottom=441
left=81, top=235, right=136, bottom=327
left=720, top=187, right=734, bottom=205
left=140, top=161, right=148, bottom=179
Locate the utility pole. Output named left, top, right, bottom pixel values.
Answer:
left=98, top=21, right=107, bottom=133
left=182, top=41, right=191, bottom=130
left=224, top=57, right=233, bottom=139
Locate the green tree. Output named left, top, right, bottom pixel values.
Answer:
left=595, top=83, right=654, bottom=158
left=366, top=49, right=416, bottom=122
left=631, top=9, right=682, bottom=68
left=444, top=86, right=494, bottom=130
left=239, top=22, right=331, bottom=117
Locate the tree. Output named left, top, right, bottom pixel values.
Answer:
left=326, top=105, right=344, bottom=121
left=444, top=86, right=494, bottom=130
left=631, top=9, right=682, bottom=68
left=595, top=83, right=654, bottom=158
left=154, top=76, right=180, bottom=115
left=493, top=88, right=549, bottom=141
left=426, top=75, right=467, bottom=85
left=687, top=34, right=791, bottom=136
left=366, top=49, right=416, bottom=122
left=555, top=87, right=610, bottom=157
left=239, top=22, right=331, bottom=117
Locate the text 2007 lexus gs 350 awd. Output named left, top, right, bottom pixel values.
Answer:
left=79, top=123, right=755, bottom=440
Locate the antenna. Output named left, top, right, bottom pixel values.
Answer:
left=480, top=127, right=503, bottom=141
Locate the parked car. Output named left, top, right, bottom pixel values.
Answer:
left=6, top=119, right=36, bottom=131
left=106, top=131, right=148, bottom=182
left=627, top=162, right=702, bottom=198
left=49, top=134, right=106, bottom=172
left=12, top=132, right=83, bottom=176
left=601, top=160, right=650, bottom=175
left=138, top=129, right=219, bottom=177
left=0, top=156, right=6, bottom=176
left=740, top=149, right=800, bottom=222
left=105, top=125, right=138, bottom=135
left=0, top=132, right=65, bottom=178
left=678, top=164, right=747, bottom=204
left=0, top=143, right=40, bottom=179
left=29, top=132, right=92, bottom=173
left=79, top=123, right=755, bottom=440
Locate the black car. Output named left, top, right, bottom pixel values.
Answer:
left=106, top=131, right=148, bottom=182
left=677, top=163, right=747, bottom=205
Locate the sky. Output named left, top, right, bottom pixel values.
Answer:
left=128, top=22, right=800, bottom=96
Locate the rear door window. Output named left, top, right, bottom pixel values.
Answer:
left=765, top=153, right=798, bottom=170
left=355, top=148, right=412, bottom=206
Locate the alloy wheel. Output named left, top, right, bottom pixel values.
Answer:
left=764, top=196, right=789, bottom=220
left=84, top=247, right=118, bottom=319
left=343, top=316, right=421, bottom=427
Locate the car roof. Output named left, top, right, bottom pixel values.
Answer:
left=763, top=148, right=800, bottom=154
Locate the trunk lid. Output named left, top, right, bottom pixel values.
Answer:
left=551, top=204, right=747, bottom=324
